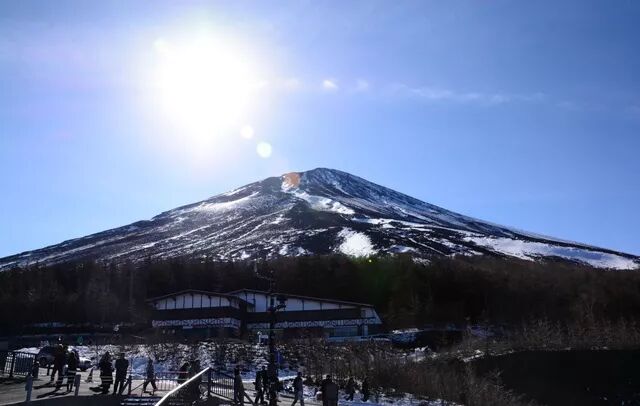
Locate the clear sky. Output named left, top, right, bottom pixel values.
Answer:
left=1, top=1, right=639, bottom=257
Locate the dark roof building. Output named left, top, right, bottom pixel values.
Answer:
left=147, top=289, right=382, bottom=338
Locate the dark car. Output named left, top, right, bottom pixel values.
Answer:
left=36, top=347, right=91, bottom=371
left=36, top=346, right=57, bottom=367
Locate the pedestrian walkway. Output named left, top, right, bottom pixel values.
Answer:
left=0, top=370, right=167, bottom=406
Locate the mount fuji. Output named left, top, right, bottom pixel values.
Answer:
left=0, top=168, right=637, bottom=271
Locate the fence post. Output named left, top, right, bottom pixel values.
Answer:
left=9, top=353, right=16, bottom=379
left=74, top=374, right=81, bottom=396
left=32, top=360, right=39, bottom=380
left=127, top=375, right=132, bottom=396
left=207, top=368, right=212, bottom=399
left=25, top=374, right=33, bottom=403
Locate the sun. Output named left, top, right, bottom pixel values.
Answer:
left=152, top=37, right=258, bottom=140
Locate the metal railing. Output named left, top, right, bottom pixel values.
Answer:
left=154, top=368, right=254, bottom=406
left=207, top=369, right=234, bottom=401
left=0, top=351, right=36, bottom=378
left=127, top=371, right=184, bottom=396
left=207, top=370, right=254, bottom=404
left=156, top=367, right=210, bottom=406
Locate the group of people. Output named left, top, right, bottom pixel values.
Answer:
left=245, top=370, right=370, bottom=406
left=251, top=365, right=270, bottom=405
left=320, top=375, right=371, bottom=406
left=47, top=344, right=80, bottom=392
left=235, top=365, right=283, bottom=406
left=96, top=353, right=158, bottom=396
left=95, top=352, right=130, bottom=395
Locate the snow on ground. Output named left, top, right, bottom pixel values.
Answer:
left=195, top=192, right=259, bottom=212
left=338, top=228, right=377, bottom=257
left=464, top=236, right=639, bottom=270
left=20, top=342, right=459, bottom=405
left=290, top=190, right=356, bottom=215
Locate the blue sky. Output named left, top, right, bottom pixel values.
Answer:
left=1, top=0, right=639, bottom=257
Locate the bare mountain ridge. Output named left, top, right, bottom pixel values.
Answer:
left=0, top=168, right=637, bottom=271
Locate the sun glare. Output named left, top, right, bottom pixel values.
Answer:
left=153, top=37, right=259, bottom=141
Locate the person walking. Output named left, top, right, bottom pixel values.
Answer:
left=189, top=359, right=201, bottom=378
left=361, top=377, right=370, bottom=402
left=345, top=377, right=356, bottom=401
left=143, top=358, right=158, bottom=394
left=233, top=367, right=245, bottom=405
left=323, top=376, right=338, bottom=406
left=254, top=366, right=266, bottom=405
left=66, top=351, right=78, bottom=393
left=178, top=362, right=190, bottom=384
left=51, top=344, right=66, bottom=387
left=320, top=375, right=331, bottom=406
left=291, top=372, right=304, bottom=406
left=98, top=352, right=114, bottom=395
left=113, top=353, right=129, bottom=395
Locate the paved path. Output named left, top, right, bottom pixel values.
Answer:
left=0, top=370, right=174, bottom=406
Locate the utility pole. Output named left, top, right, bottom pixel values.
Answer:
left=254, top=261, right=286, bottom=406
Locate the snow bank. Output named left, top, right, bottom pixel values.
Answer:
left=464, top=237, right=638, bottom=270
left=338, top=228, right=376, bottom=257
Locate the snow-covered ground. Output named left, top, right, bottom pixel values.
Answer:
left=19, top=342, right=459, bottom=405
left=463, top=236, right=638, bottom=270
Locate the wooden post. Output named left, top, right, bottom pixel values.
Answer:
left=25, top=374, right=33, bottom=403
left=74, top=374, right=81, bottom=396
left=9, top=353, right=15, bottom=379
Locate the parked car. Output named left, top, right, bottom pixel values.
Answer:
left=78, top=356, right=91, bottom=371
left=36, top=347, right=90, bottom=371
left=36, top=346, right=56, bottom=367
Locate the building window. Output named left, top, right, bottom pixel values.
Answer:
left=331, top=326, right=359, bottom=337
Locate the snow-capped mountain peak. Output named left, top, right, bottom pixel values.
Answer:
left=0, top=168, right=638, bottom=271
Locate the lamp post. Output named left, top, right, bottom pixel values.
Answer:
left=254, top=261, right=287, bottom=406
left=267, top=293, right=286, bottom=406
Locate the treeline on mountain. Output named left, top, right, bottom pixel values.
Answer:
left=0, top=255, right=639, bottom=332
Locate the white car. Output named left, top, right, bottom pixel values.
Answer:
left=78, top=357, right=92, bottom=371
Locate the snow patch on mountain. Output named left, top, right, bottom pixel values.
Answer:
left=282, top=177, right=355, bottom=215
left=464, top=236, right=638, bottom=270
left=338, top=228, right=376, bottom=257
left=195, top=192, right=259, bottom=212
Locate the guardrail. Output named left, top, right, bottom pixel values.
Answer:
left=0, top=351, right=36, bottom=378
left=207, top=370, right=254, bottom=404
left=156, top=367, right=210, bottom=406
left=153, top=368, right=254, bottom=405
left=127, top=370, right=184, bottom=396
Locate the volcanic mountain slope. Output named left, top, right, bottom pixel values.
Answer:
left=0, top=168, right=638, bottom=271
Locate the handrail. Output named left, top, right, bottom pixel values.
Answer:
left=155, top=367, right=211, bottom=406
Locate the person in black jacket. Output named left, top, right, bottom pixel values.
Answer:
left=178, top=362, right=190, bottom=384
left=234, top=367, right=245, bottom=405
left=254, top=366, right=266, bottom=405
left=320, top=375, right=331, bottom=406
left=345, top=377, right=356, bottom=401
left=50, top=344, right=67, bottom=387
left=66, top=351, right=78, bottom=392
left=98, top=352, right=114, bottom=394
left=323, top=376, right=338, bottom=406
left=291, top=372, right=304, bottom=406
left=361, top=377, right=370, bottom=402
left=143, top=358, right=158, bottom=394
left=113, top=353, right=129, bottom=395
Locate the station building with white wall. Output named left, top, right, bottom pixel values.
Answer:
left=147, top=289, right=382, bottom=338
